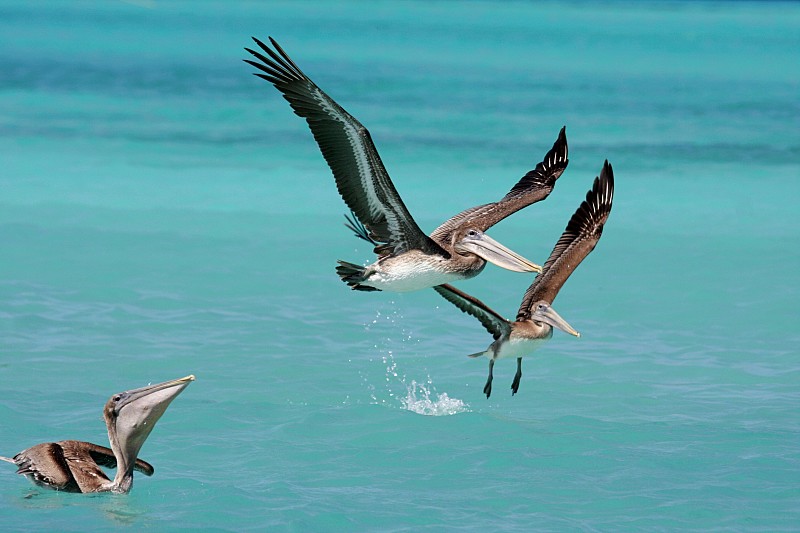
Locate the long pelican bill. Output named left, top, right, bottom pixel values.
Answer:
left=115, top=375, right=196, bottom=411
left=455, top=231, right=542, bottom=273
left=3, top=375, right=195, bottom=494
left=109, top=374, right=195, bottom=492
left=531, top=303, right=580, bottom=337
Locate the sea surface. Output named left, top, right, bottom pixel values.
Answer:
left=1, top=1, right=798, bottom=531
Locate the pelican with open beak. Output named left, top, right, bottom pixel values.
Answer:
left=1, top=375, right=195, bottom=493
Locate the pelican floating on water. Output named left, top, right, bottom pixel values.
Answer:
left=245, top=37, right=569, bottom=292
left=435, top=161, right=614, bottom=398
left=0, top=375, right=194, bottom=493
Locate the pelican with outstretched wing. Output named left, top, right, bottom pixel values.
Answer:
left=435, top=162, right=614, bottom=397
left=245, top=37, right=569, bottom=292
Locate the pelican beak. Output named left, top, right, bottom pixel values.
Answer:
left=110, top=375, right=195, bottom=471
left=532, top=304, right=580, bottom=337
left=455, top=231, right=542, bottom=273
left=115, top=375, right=196, bottom=413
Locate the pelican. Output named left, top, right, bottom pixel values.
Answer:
left=244, top=37, right=569, bottom=292
left=434, top=161, right=614, bottom=397
left=0, top=375, right=194, bottom=493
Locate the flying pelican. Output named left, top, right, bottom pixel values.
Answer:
left=0, top=375, right=194, bottom=493
left=244, top=37, right=569, bottom=292
left=434, top=161, right=614, bottom=397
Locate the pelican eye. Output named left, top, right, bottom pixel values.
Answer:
left=113, top=395, right=122, bottom=402
left=467, top=230, right=478, bottom=237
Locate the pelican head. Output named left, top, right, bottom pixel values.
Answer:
left=453, top=228, right=542, bottom=273
left=103, top=375, right=195, bottom=493
left=530, top=301, right=580, bottom=337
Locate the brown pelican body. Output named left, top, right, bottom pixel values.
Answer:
left=245, top=37, right=570, bottom=292
left=435, top=162, right=614, bottom=397
left=0, top=375, right=194, bottom=493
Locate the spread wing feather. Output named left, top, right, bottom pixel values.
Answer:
left=430, top=126, right=568, bottom=243
left=517, top=161, right=614, bottom=320
left=434, top=284, right=510, bottom=340
left=245, top=37, right=443, bottom=257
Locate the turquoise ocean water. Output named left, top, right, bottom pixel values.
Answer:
left=1, top=1, right=798, bottom=530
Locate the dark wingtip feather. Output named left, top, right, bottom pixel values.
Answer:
left=244, top=36, right=306, bottom=84
left=572, top=159, right=614, bottom=237
left=504, top=126, right=569, bottom=198
left=251, top=36, right=270, bottom=52
left=553, top=125, right=568, bottom=163
left=246, top=37, right=271, bottom=61
left=268, top=36, right=284, bottom=53
left=601, top=160, right=613, bottom=186
left=591, top=160, right=614, bottom=210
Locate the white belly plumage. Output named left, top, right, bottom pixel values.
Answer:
left=493, top=336, right=550, bottom=360
left=364, top=253, right=470, bottom=292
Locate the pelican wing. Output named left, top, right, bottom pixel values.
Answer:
left=13, top=442, right=83, bottom=491
left=434, top=284, right=511, bottom=340
left=245, top=37, right=443, bottom=257
left=83, top=441, right=155, bottom=476
left=517, top=161, right=614, bottom=320
left=57, top=441, right=118, bottom=492
left=430, top=127, right=568, bottom=243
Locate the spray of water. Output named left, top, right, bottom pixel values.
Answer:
left=400, top=379, right=469, bottom=416
left=358, top=304, right=470, bottom=416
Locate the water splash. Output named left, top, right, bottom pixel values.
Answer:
left=400, top=379, right=469, bottom=416
left=358, top=304, right=470, bottom=416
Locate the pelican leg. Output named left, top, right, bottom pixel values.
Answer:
left=511, top=357, right=523, bottom=395
left=483, top=359, right=494, bottom=398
